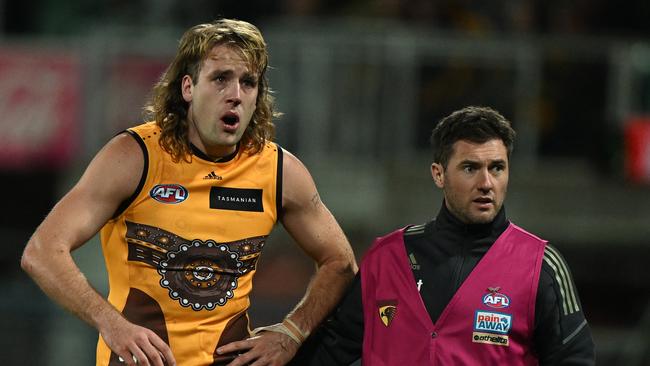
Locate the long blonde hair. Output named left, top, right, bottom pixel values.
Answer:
left=144, top=19, right=279, bottom=162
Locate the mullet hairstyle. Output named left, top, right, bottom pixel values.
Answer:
left=430, top=106, right=516, bottom=168
left=143, top=18, right=280, bottom=162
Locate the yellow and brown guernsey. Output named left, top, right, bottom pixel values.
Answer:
left=96, top=122, right=282, bottom=366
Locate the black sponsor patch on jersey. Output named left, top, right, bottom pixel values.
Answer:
left=210, top=187, right=263, bottom=212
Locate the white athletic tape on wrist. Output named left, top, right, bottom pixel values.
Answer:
left=251, top=323, right=303, bottom=345
left=282, top=318, right=309, bottom=341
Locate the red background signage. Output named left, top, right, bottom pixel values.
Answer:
left=0, top=48, right=81, bottom=169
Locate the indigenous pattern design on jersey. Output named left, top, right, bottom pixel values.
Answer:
left=125, top=220, right=266, bottom=311
left=96, top=122, right=282, bottom=366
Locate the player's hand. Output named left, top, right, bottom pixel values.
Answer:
left=100, top=317, right=176, bottom=366
left=217, top=331, right=299, bottom=366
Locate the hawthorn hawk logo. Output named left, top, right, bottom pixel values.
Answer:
left=378, top=300, right=398, bottom=327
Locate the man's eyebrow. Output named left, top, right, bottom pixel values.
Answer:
left=457, top=158, right=507, bottom=166
left=207, top=68, right=233, bottom=77
left=205, top=69, right=257, bottom=80
left=458, top=159, right=480, bottom=165
left=241, top=71, right=258, bottom=79
left=490, top=159, right=507, bottom=164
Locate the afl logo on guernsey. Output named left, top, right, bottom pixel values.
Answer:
left=483, top=287, right=510, bottom=309
left=150, top=184, right=188, bottom=204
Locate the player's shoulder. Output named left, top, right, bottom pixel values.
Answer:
left=541, top=244, right=571, bottom=273
left=365, top=224, right=421, bottom=257
left=127, top=121, right=160, bottom=136
left=279, top=146, right=300, bottom=165
left=404, top=223, right=427, bottom=236
left=540, top=244, right=577, bottom=281
left=507, top=222, right=547, bottom=243
left=100, top=130, right=145, bottom=161
left=539, top=243, right=584, bottom=314
left=279, top=147, right=312, bottom=184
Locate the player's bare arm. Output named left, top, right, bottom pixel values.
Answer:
left=21, top=133, right=176, bottom=366
left=218, top=149, right=357, bottom=366
left=278, top=150, right=358, bottom=332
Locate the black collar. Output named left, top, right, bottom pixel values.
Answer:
left=190, top=143, right=239, bottom=163
left=433, top=201, right=508, bottom=239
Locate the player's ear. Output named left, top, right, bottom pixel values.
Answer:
left=181, top=75, right=193, bottom=102
left=431, top=163, right=444, bottom=188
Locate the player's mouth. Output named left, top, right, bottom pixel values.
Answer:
left=221, top=112, right=240, bottom=132
left=473, top=197, right=494, bottom=210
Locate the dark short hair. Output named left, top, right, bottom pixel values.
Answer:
left=430, top=106, right=516, bottom=168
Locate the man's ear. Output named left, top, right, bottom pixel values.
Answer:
left=181, top=75, right=193, bottom=102
left=431, top=162, right=445, bottom=188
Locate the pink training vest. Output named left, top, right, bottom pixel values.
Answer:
left=361, top=223, right=546, bottom=365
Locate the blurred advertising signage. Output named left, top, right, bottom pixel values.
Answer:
left=0, top=49, right=80, bottom=169
left=106, top=56, right=168, bottom=134
left=625, top=117, right=650, bottom=183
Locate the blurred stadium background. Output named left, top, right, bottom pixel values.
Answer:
left=1, top=1, right=649, bottom=364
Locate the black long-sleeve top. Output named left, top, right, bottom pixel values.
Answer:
left=291, top=204, right=595, bottom=365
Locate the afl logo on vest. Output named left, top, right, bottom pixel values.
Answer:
left=150, top=184, right=189, bottom=204
left=482, top=287, right=510, bottom=309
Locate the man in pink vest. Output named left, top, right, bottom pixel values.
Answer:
left=291, top=106, right=595, bottom=365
